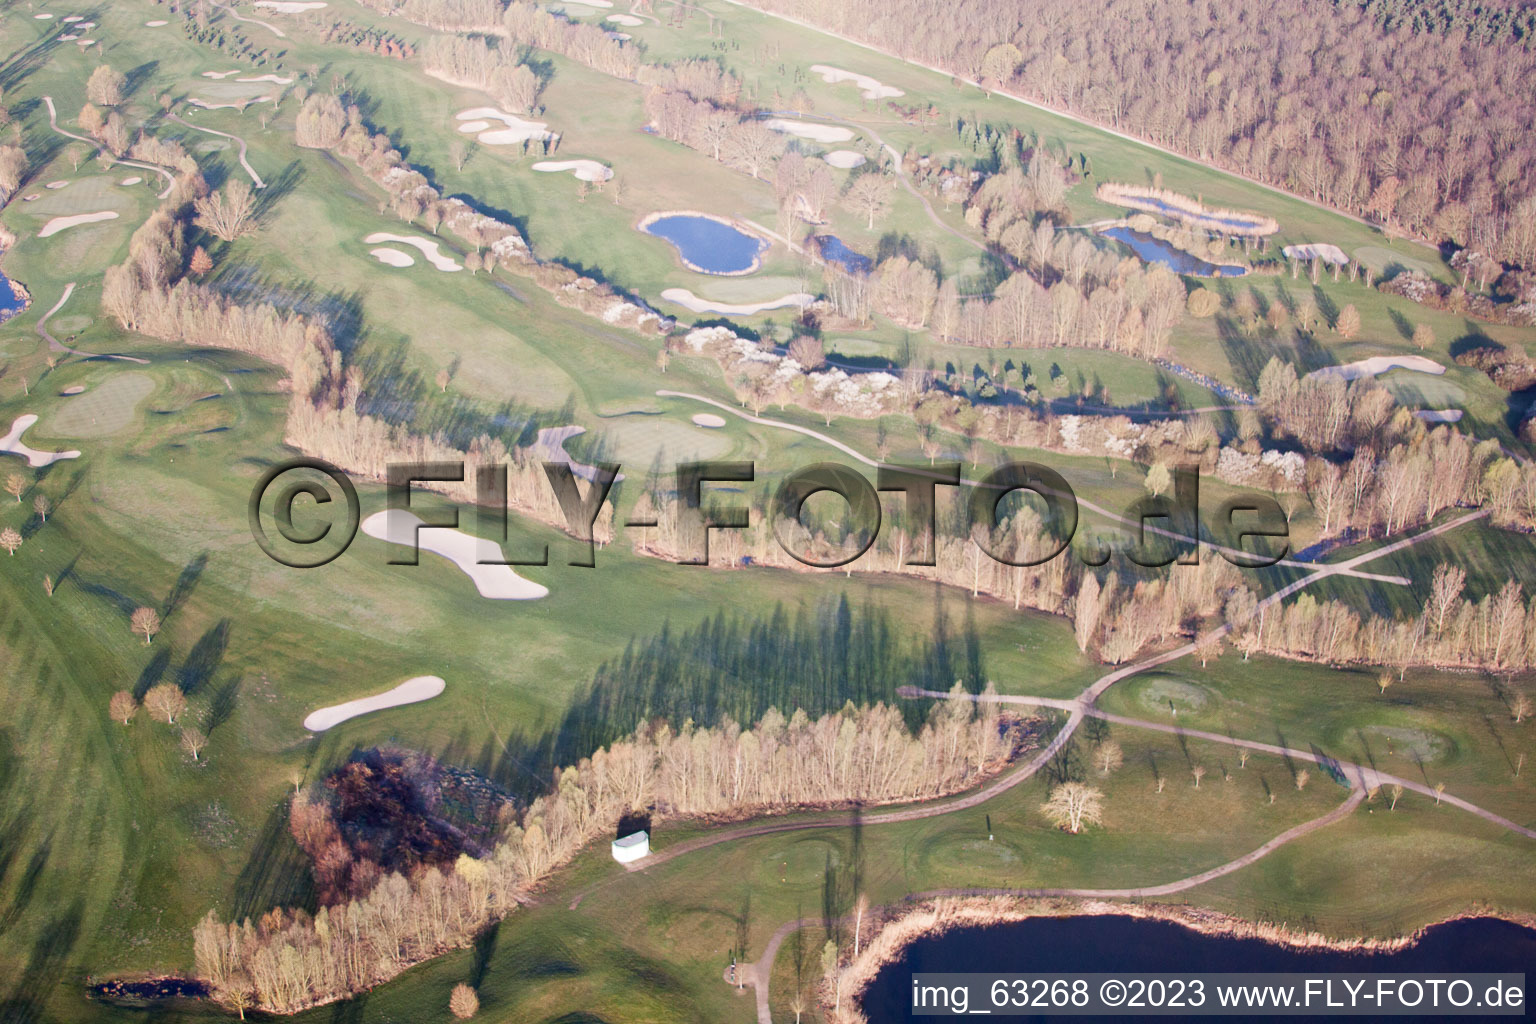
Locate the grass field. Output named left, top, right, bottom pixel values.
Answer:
left=0, top=0, right=1533, bottom=1019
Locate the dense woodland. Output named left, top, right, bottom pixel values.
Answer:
left=743, top=0, right=1536, bottom=268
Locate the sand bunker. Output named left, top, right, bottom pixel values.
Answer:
left=809, top=65, right=903, bottom=100
left=1308, top=355, right=1444, bottom=382
left=456, top=119, right=491, bottom=133
left=189, top=97, right=274, bottom=110
left=61, top=386, right=86, bottom=396
left=362, top=232, right=461, bottom=271
left=661, top=287, right=813, bottom=315
left=455, top=107, right=552, bottom=146
left=59, top=33, right=79, bottom=40
left=119, top=176, right=143, bottom=186
left=21, top=194, right=40, bottom=202
left=606, top=12, right=643, bottom=23
left=1283, top=243, right=1349, bottom=265
left=76, top=20, right=94, bottom=27
left=823, top=150, right=866, bottom=169
left=692, top=413, right=727, bottom=428
left=361, top=509, right=548, bottom=599
left=202, top=70, right=242, bottom=79
left=532, top=159, right=613, bottom=182
left=764, top=118, right=854, bottom=143
left=33, top=13, right=52, bottom=19
left=1416, top=409, right=1464, bottom=423
left=0, top=415, right=82, bottom=468
left=303, top=675, right=445, bottom=732
left=146, top=19, right=169, bottom=26
left=254, top=0, right=328, bottom=10
left=63, top=14, right=82, bottom=21
left=370, top=246, right=415, bottom=268
left=45, top=181, right=69, bottom=189
left=238, top=73, right=294, bottom=84
left=39, top=211, right=119, bottom=237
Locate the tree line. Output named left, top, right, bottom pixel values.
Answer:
left=194, top=697, right=1026, bottom=1014
left=738, top=0, right=1536, bottom=269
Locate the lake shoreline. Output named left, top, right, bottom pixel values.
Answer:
left=636, top=209, right=768, bottom=276
left=837, top=895, right=1536, bottom=1023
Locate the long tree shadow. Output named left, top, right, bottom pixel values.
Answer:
left=0, top=899, right=83, bottom=1024
left=163, top=552, right=209, bottom=620
left=230, top=800, right=317, bottom=923
left=132, top=646, right=174, bottom=701
left=176, top=618, right=230, bottom=697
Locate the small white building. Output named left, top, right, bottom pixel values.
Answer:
left=611, top=830, right=650, bottom=864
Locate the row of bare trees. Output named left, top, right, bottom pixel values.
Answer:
left=194, top=699, right=1027, bottom=1013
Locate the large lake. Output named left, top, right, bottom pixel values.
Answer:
left=641, top=214, right=765, bottom=275
left=1102, top=226, right=1247, bottom=277
left=862, top=915, right=1536, bottom=1021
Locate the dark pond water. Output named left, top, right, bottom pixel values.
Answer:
left=0, top=269, right=24, bottom=322
left=815, top=234, right=873, bottom=275
left=641, top=214, right=765, bottom=274
left=1102, top=226, right=1248, bottom=277
left=863, top=915, right=1536, bottom=1021
left=1116, top=194, right=1265, bottom=232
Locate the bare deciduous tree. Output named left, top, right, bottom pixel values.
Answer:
left=1295, top=768, right=1311, bottom=791
left=449, top=983, right=479, bottom=1018
left=181, top=726, right=208, bottom=760
left=131, top=606, right=162, bottom=645
left=5, top=473, right=25, bottom=502
left=0, top=527, right=21, bottom=556
left=32, top=494, right=49, bottom=522
left=1511, top=690, right=1531, bottom=723
left=844, top=174, right=894, bottom=230
left=86, top=64, right=127, bottom=107
left=1095, top=740, right=1124, bottom=776
left=1041, top=782, right=1104, bottom=833
left=145, top=683, right=187, bottom=723
left=1389, top=783, right=1403, bottom=810
left=1191, top=764, right=1207, bottom=788
left=109, top=690, right=138, bottom=724
left=195, top=180, right=257, bottom=242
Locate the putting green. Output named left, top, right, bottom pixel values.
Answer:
left=826, top=337, right=888, bottom=358
left=594, top=414, right=735, bottom=466
left=45, top=372, right=155, bottom=437
left=1356, top=725, right=1454, bottom=764
left=685, top=275, right=807, bottom=304
left=1134, top=673, right=1213, bottom=715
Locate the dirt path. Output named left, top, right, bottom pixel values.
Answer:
left=41, top=97, right=176, bottom=198
left=741, top=788, right=1363, bottom=1023
left=166, top=112, right=266, bottom=188
left=209, top=1, right=286, bottom=38
left=34, top=282, right=150, bottom=364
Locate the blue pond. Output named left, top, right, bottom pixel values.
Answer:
left=641, top=215, right=765, bottom=275
left=814, top=234, right=873, bottom=275
left=0, top=269, right=24, bottom=323
left=1102, top=226, right=1247, bottom=278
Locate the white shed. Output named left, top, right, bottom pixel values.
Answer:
left=611, top=830, right=650, bottom=863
